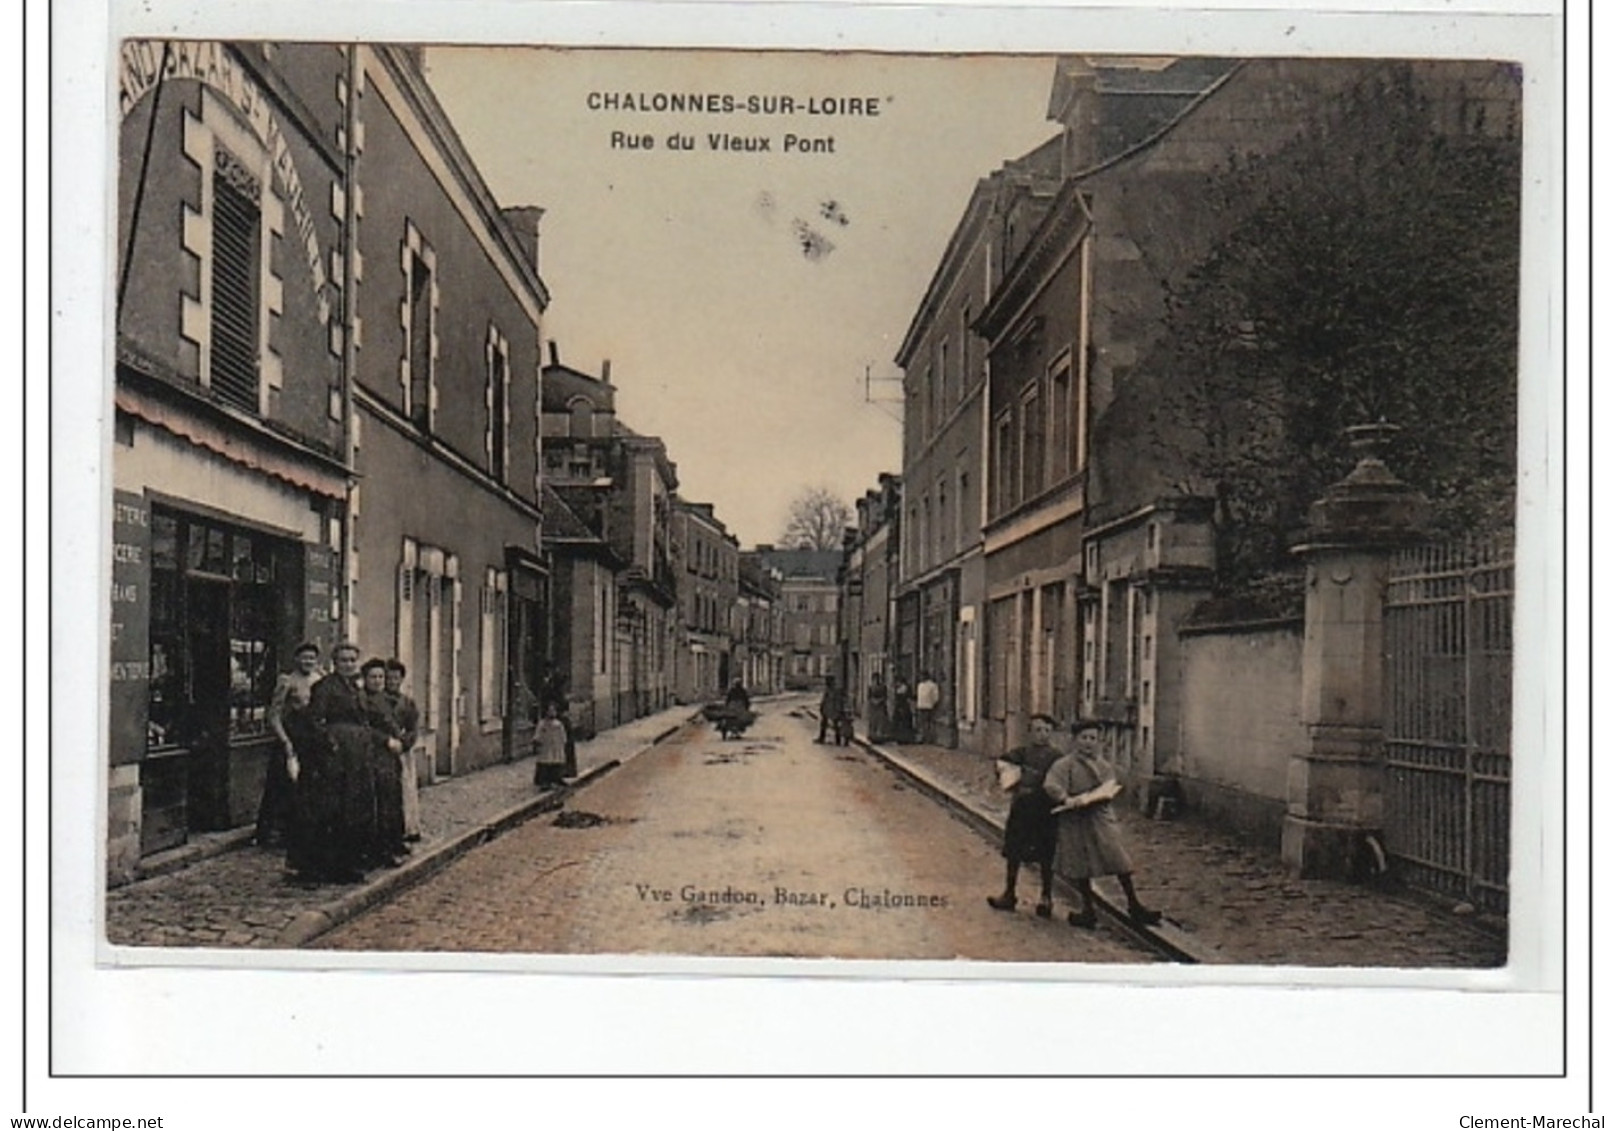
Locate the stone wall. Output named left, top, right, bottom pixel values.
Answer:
left=1176, top=618, right=1303, bottom=844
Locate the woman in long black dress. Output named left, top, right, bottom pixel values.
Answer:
left=288, top=643, right=378, bottom=884
left=865, top=671, right=891, bottom=743
left=891, top=678, right=915, bottom=744
left=258, top=642, right=321, bottom=847
left=360, top=657, right=408, bottom=867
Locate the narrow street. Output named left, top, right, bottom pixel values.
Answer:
left=318, top=701, right=1158, bottom=963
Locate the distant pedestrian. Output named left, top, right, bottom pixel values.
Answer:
left=865, top=671, right=891, bottom=743
left=258, top=642, right=321, bottom=848
left=891, top=678, right=915, bottom=744
left=533, top=703, right=569, bottom=788
left=545, top=679, right=579, bottom=776
left=986, top=713, right=1063, bottom=918
left=383, top=659, right=422, bottom=843
left=914, top=674, right=940, bottom=745
left=816, top=675, right=845, bottom=744
left=1044, top=719, right=1161, bottom=929
left=718, top=679, right=755, bottom=739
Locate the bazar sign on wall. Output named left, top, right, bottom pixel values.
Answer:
left=118, top=40, right=333, bottom=326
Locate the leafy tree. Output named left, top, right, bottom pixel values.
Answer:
left=780, top=486, right=854, bottom=551
left=1137, top=63, right=1521, bottom=591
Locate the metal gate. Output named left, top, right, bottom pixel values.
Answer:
left=1383, top=536, right=1513, bottom=915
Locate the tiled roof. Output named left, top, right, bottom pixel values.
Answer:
left=541, top=482, right=602, bottom=543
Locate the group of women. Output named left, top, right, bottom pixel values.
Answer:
left=990, top=715, right=1162, bottom=929
left=264, top=642, right=422, bottom=885
left=863, top=671, right=915, bottom=744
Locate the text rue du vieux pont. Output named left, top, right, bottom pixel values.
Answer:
left=586, top=90, right=888, bottom=155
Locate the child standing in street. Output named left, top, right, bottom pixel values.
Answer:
left=1044, top=719, right=1162, bottom=929
left=533, top=703, right=570, bottom=788
left=987, top=713, right=1064, bottom=918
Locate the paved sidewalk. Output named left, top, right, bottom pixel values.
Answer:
left=848, top=728, right=1508, bottom=968
left=104, top=702, right=703, bottom=950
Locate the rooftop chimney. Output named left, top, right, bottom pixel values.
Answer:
left=501, top=206, right=546, bottom=273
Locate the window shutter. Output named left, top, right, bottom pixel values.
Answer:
left=210, top=154, right=261, bottom=413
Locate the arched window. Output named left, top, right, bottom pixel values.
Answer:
left=568, top=397, right=594, bottom=439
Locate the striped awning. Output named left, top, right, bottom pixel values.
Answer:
left=116, top=383, right=349, bottom=500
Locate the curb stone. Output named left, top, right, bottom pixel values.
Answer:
left=128, top=828, right=256, bottom=884
left=276, top=716, right=698, bottom=949
left=806, top=709, right=1220, bottom=965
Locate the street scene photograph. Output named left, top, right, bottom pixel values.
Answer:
left=100, top=38, right=1527, bottom=975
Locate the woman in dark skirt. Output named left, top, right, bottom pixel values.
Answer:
left=360, top=657, right=408, bottom=867
left=986, top=713, right=1064, bottom=918
left=1044, top=719, right=1161, bottom=928
left=287, top=643, right=379, bottom=884
left=865, top=671, right=891, bottom=743
left=891, top=679, right=915, bottom=744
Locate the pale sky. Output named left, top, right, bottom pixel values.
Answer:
left=423, top=47, right=1061, bottom=546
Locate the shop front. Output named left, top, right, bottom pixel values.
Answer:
left=108, top=395, right=345, bottom=883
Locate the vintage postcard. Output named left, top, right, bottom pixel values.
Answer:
left=51, top=0, right=1571, bottom=1087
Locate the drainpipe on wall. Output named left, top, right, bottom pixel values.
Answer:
left=339, top=43, right=362, bottom=641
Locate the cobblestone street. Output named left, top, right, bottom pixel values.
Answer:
left=103, top=703, right=702, bottom=949
left=318, top=704, right=1157, bottom=963
left=106, top=694, right=1507, bottom=968
left=864, top=732, right=1509, bottom=968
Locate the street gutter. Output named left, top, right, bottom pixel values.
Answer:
left=828, top=719, right=1220, bottom=965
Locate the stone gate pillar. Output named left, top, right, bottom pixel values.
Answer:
left=1282, top=423, right=1428, bottom=879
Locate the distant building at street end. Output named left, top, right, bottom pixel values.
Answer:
left=753, top=547, right=843, bottom=691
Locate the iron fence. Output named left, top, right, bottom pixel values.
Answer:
left=1383, top=535, right=1512, bottom=916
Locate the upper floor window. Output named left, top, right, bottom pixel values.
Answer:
left=1020, top=383, right=1044, bottom=502
left=1049, top=356, right=1074, bottom=480
left=960, top=304, right=974, bottom=392
left=480, top=567, right=509, bottom=723
left=569, top=397, right=593, bottom=439
left=957, top=465, right=971, bottom=547
left=919, top=494, right=931, bottom=571
left=209, top=149, right=262, bottom=415
left=403, top=224, right=437, bottom=431
left=992, top=409, right=1015, bottom=518
left=925, top=364, right=938, bottom=440
left=486, top=326, right=510, bottom=481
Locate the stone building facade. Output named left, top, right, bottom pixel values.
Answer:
left=894, top=139, right=1062, bottom=752
left=346, top=45, right=549, bottom=780
left=112, top=41, right=355, bottom=878
left=108, top=40, right=552, bottom=881
left=735, top=555, right=785, bottom=696
left=672, top=500, right=739, bottom=703
left=753, top=548, right=843, bottom=692
left=974, top=54, right=1518, bottom=802
left=540, top=358, right=679, bottom=732
left=838, top=475, right=901, bottom=719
